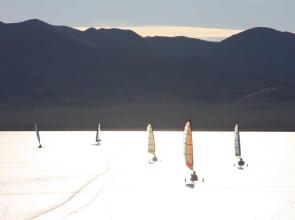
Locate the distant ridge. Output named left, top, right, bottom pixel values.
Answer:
left=0, top=19, right=295, bottom=130
left=20, top=18, right=50, bottom=26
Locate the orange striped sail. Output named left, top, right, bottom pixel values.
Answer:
left=184, top=120, right=194, bottom=171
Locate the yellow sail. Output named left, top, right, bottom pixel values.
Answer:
left=147, top=123, right=156, bottom=157
left=184, top=120, right=194, bottom=171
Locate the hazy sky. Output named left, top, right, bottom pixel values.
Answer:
left=0, top=0, right=294, bottom=31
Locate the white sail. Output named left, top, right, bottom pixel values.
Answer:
left=234, top=123, right=241, bottom=158
left=184, top=121, right=194, bottom=171
left=147, top=123, right=156, bottom=156
left=96, top=123, right=101, bottom=142
left=35, top=122, right=41, bottom=145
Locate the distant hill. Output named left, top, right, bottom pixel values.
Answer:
left=0, top=19, right=295, bottom=130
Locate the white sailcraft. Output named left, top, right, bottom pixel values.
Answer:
left=234, top=123, right=246, bottom=169
left=184, top=120, right=198, bottom=182
left=93, top=123, right=101, bottom=145
left=147, top=123, right=157, bottom=162
left=35, top=122, right=42, bottom=148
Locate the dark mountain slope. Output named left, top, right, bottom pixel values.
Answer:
left=0, top=20, right=294, bottom=130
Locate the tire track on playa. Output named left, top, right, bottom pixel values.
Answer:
left=59, top=172, right=115, bottom=219
left=58, top=148, right=126, bottom=219
left=0, top=179, right=33, bottom=220
left=27, top=148, right=124, bottom=220
left=0, top=201, right=11, bottom=220
left=0, top=175, right=89, bottom=187
left=205, top=185, right=295, bottom=191
left=0, top=176, right=92, bottom=219
left=270, top=192, right=295, bottom=220
left=0, top=175, right=94, bottom=197
left=103, top=201, right=113, bottom=220
left=27, top=164, right=110, bottom=219
left=0, top=189, right=30, bottom=220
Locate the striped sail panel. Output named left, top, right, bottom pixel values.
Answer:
left=234, top=123, right=241, bottom=157
left=35, top=122, right=41, bottom=144
left=147, top=124, right=156, bottom=155
left=96, top=123, right=101, bottom=142
left=184, top=121, right=194, bottom=171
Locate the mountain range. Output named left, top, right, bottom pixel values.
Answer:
left=0, top=19, right=295, bottom=130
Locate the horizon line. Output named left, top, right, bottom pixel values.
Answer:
left=75, top=25, right=243, bottom=41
